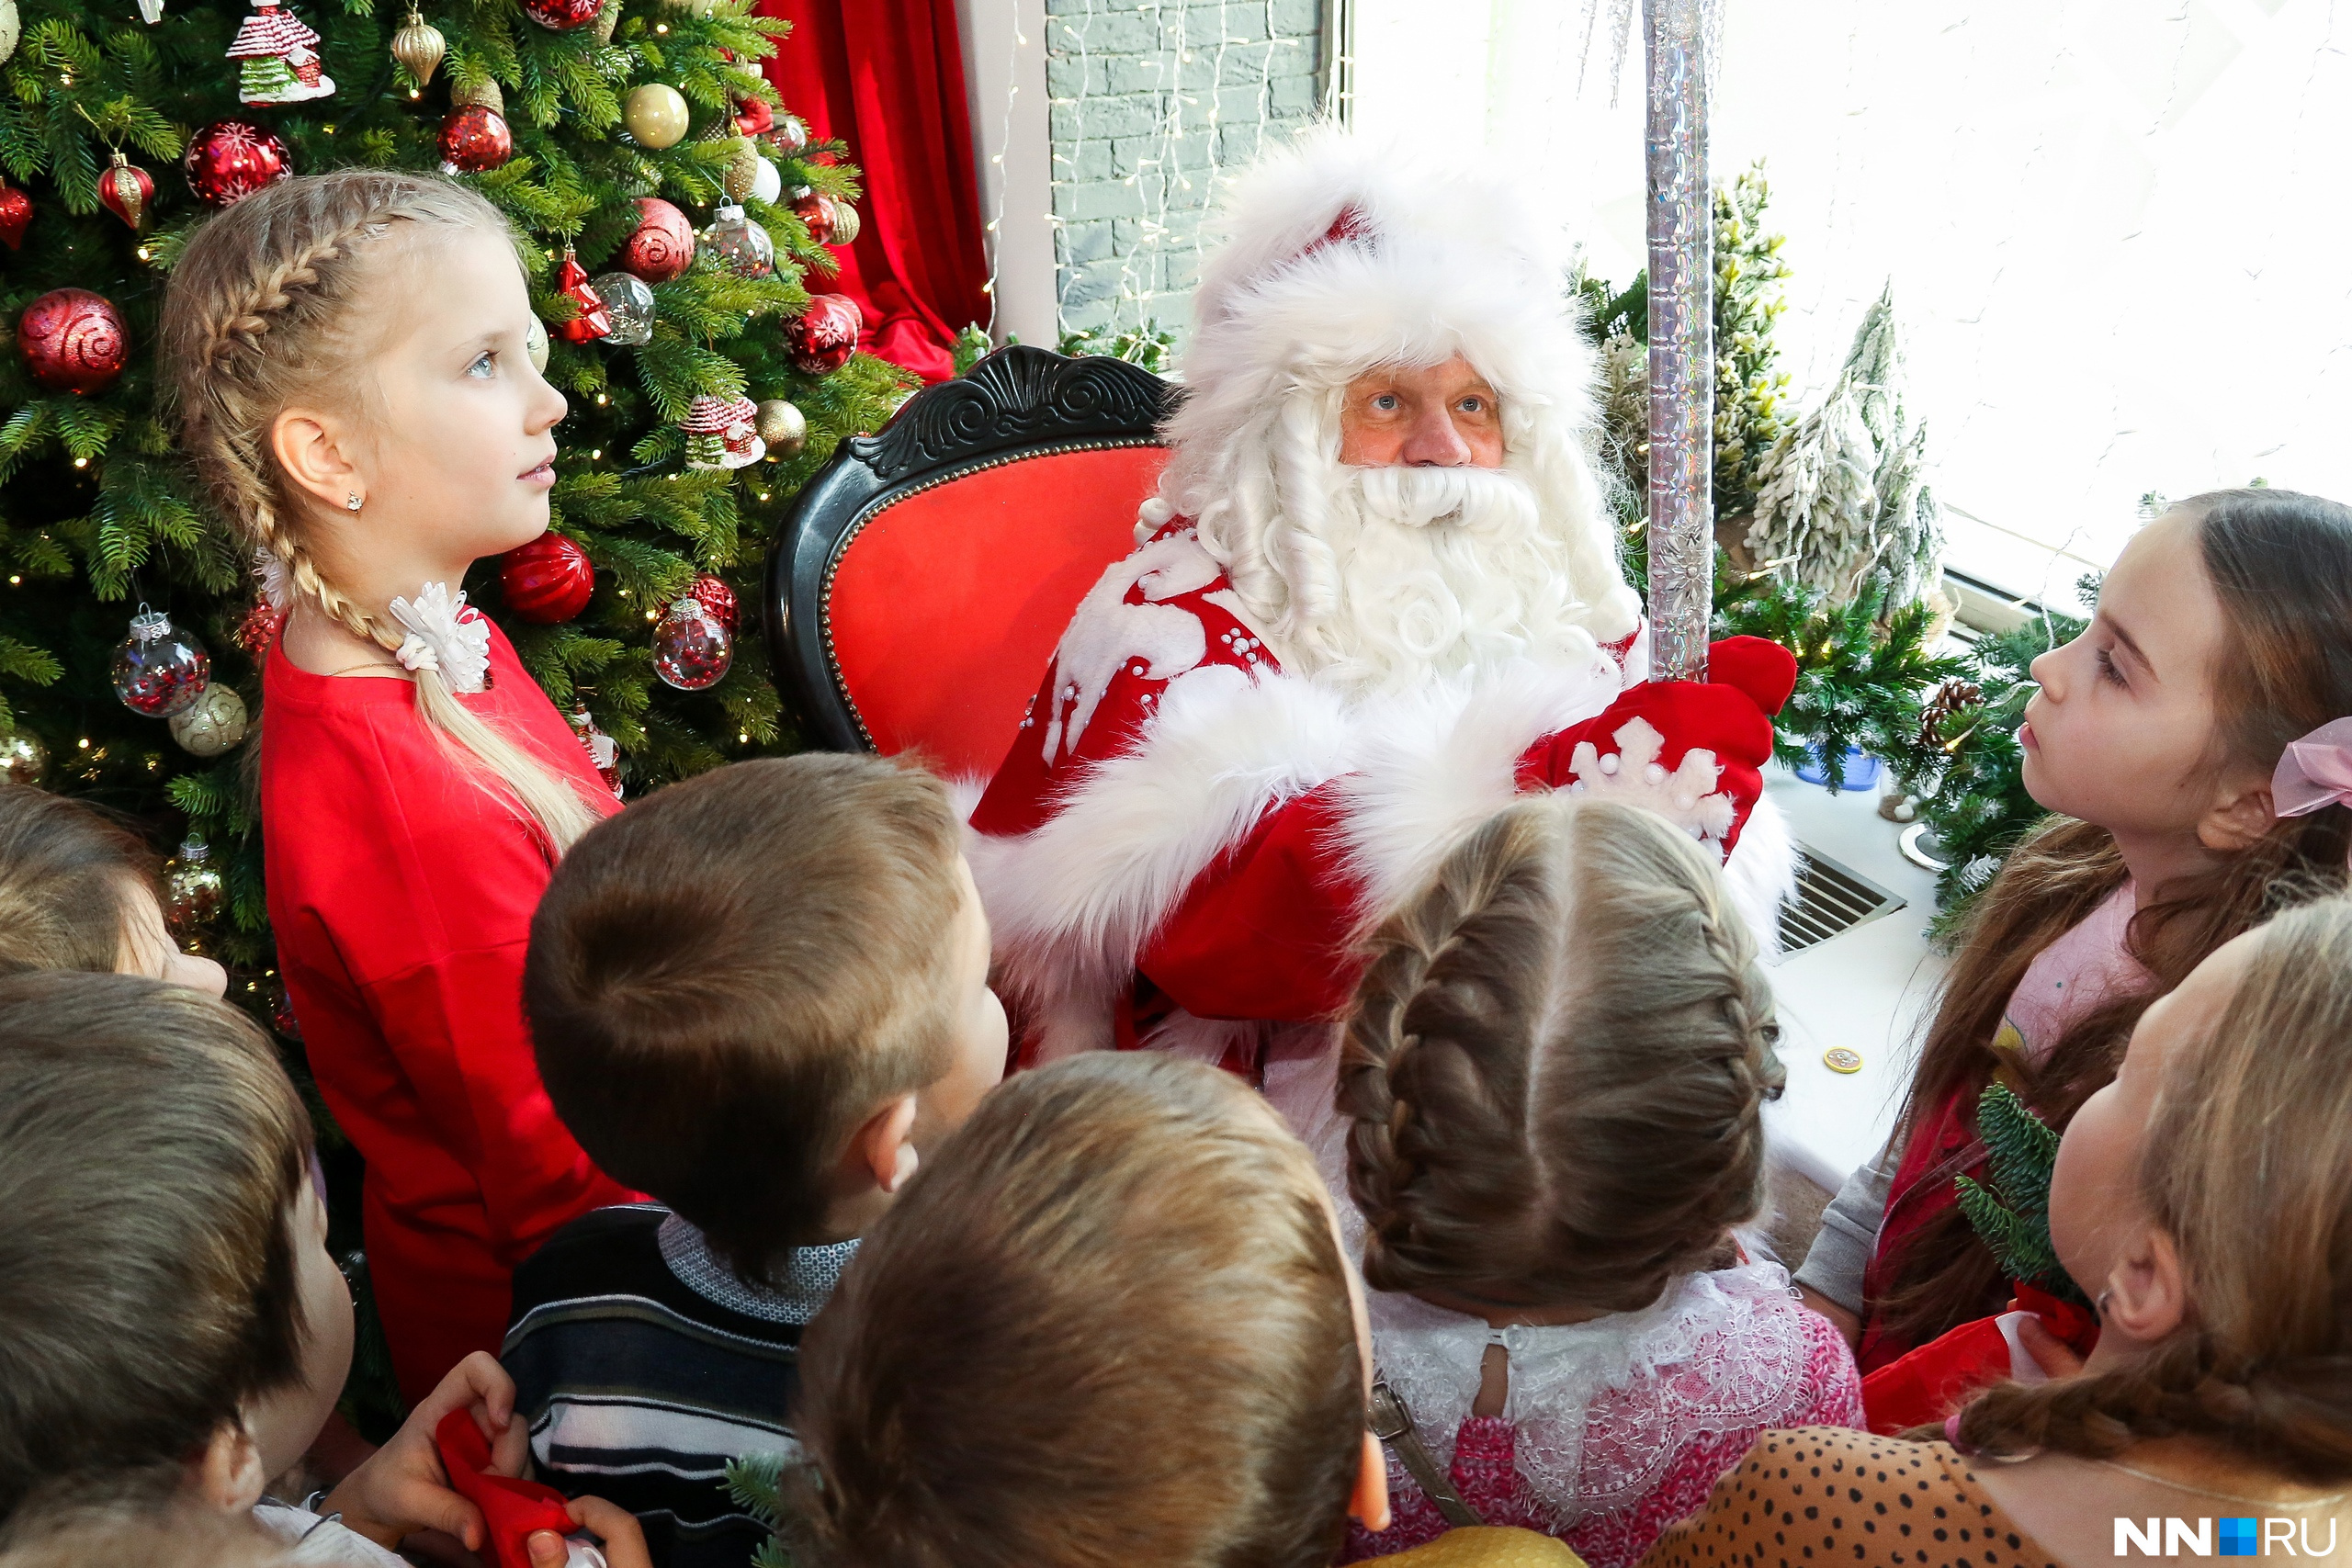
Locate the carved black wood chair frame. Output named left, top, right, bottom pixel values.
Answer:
left=763, top=344, right=1179, bottom=753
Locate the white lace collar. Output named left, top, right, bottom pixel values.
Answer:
left=1369, top=1259, right=1812, bottom=1524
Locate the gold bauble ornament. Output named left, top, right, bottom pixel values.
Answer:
left=825, top=197, right=860, bottom=246
left=754, top=398, right=807, bottom=457
left=167, top=683, right=250, bottom=758
left=721, top=136, right=759, bottom=201
left=391, top=7, right=446, bottom=85
left=452, top=75, right=503, bottom=116
left=0, top=728, right=48, bottom=785
left=0, top=0, right=19, bottom=66
left=624, top=83, right=690, bottom=150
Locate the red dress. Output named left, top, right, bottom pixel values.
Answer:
left=262, top=622, right=630, bottom=1401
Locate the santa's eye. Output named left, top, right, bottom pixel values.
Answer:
left=1372, top=393, right=1399, bottom=412
left=1458, top=396, right=1485, bottom=413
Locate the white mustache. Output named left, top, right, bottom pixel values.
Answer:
left=1350, top=464, right=1540, bottom=533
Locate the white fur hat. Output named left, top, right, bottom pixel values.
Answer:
left=1163, top=123, right=1600, bottom=470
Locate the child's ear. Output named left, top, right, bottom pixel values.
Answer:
left=2198, top=773, right=2275, bottom=852
left=848, top=1094, right=921, bottom=1195
left=269, top=407, right=366, bottom=515
left=2101, top=1226, right=2189, bottom=1348
left=1349, top=1429, right=1391, bottom=1534
left=189, top=1419, right=268, bottom=1514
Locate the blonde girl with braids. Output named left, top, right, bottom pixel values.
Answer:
left=1330, top=795, right=1862, bottom=1566
left=1796, top=490, right=2352, bottom=1376
left=1643, top=894, right=2352, bottom=1568
left=159, top=169, right=632, bottom=1402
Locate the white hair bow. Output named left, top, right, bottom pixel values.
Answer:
left=252, top=547, right=290, bottom=611
left=388, top=581, right=492, bottom=694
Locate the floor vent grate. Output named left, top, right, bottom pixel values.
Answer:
left=1778, top=847, right=1905, bottom=956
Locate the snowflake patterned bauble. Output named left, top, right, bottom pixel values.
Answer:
left=498, top=532, right=594, bottom=624
left=617, top=197, right=695, bottom=284
left=623, top=83, right=689, bottom=149
left=96, top=152, right=153, bottom=231
left=651, top=594, right=733, bottom=691
left=227, top=0, right=334, bottom=105
left=167, top=682, right=250, bottom=757
left=19, top=288, right=128, bottom=395
left=185, top=119, right=291, bottom=207
left=112, top=608, right=212, bottom=718
left=520, top=0, right=601, bottom=29
left=707, top=204, right=774, bottom=280
left=438, top=103, right=512, bottom=174
left=590, top=271, right=656, bottom=346
left=0, top=728, right=48, bottom=786
left=786, top=293, right=862, bottom=374
left=680, top=393, right=764, bottom=470
left=754, top=398, right=806, bottom=457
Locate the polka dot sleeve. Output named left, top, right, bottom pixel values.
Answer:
left=1634, top=1427, right=2063, bottom=1568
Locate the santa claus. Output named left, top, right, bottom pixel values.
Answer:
left=968, top=130, right=1797, bottom=1076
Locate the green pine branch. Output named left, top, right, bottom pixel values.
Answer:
left=1952, top=1083, right=2088, bottom=1307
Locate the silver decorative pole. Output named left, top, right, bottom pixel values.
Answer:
left=1643, top=0, right=1713, bottom=682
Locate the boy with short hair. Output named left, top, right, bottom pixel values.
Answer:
left=512, top=754, right=1009, bottom=1568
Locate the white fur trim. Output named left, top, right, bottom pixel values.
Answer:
left=1723, top=794, right=1796, bottom=959
left=969, top=656, right=1624, bottom=1036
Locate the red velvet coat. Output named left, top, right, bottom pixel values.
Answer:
left=263, top=623, right=631, bottom=1402
left=968, top=518, right=1797, bottom=1077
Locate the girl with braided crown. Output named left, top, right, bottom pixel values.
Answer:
left=1644, top=894, right=2352, bottom=1568
left=159, top=170, right=632, bottom=1402
left=1331, top=795, right=1862, bottom=1565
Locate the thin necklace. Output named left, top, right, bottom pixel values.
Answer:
left=2086, top=1456, right=2347, bottom=1510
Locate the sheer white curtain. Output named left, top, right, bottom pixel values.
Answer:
left=1351, top=0, right=2352, bottom=606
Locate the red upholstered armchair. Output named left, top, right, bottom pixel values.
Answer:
left=763, top=345, right=1176, bottom=778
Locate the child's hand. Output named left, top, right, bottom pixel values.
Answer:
left=2009, top=1307, right=2086, bottom=1380
left=526, top=1497, right=652, bottom=1568
left=322, top=1350, right=530, bottom=1550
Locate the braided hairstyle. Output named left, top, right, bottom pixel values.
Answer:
left=158, top=169, right=600, bottom=853
left=1340, top=794, right=1783, bottom=1313
left=1955, top=894, right=2352, bottom=1483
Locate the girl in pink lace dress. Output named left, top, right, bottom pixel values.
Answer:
left=1327, top=795, right=1864, bottom=1565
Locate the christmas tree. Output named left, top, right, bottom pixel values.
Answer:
left=1951, top=1081, right=2088, bottom=1309
left=0, top=0, right=911, bottom=981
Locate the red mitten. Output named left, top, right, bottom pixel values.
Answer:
left=435, top=1409, right=579, bottom=1568
left=1514, top=636, right=1797, bottom=856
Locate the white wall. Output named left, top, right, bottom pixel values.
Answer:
left=957, top=0, right=1059, bottom=349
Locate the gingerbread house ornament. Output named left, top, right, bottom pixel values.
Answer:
left=681, top=393, right=765, bottom=470
left=228, top=0, right=334, bottom=104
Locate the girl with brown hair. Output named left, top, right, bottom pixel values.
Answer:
left=157, top=170, right=631, bottom=1401
left=1332, top=795, right=1862, bottom=1564
left=0, top=784, right=224, bottom=993
left=1794, top=489, right=2352, bottom=1374
left=1644, top=893, right=2352, bottom=1568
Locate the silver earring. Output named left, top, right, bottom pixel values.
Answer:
left=2096, top=1288, right=2114, bottom=1318
left=345, top=492, right=363, bottom=513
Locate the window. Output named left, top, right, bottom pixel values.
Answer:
left=1350, top=0, right=2352, bottom=606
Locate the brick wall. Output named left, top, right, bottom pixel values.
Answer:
left=1046, top=0, right=1324, bottom=343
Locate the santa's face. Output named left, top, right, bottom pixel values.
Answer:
left=1337, top=355, right=1506, bottom=468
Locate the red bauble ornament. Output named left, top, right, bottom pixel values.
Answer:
left=499, top=532, right=594, bottom=624
left=549, top=250, right=612, bottom=344
left=686, top=572, right=738, bottom=634
left=789, top=192, right=832, bottom=245
left=617, top=197, right=695, bottom=284
left=438, top=103, right=512, bottom=174
left=520, top=0, right=600, bottom=28
left=0, top=183, right=30, bottom=252
left=786, top=293, right=863, bottom=375
left=18, top=288, right=130, bottom=395
left=734, top=96, right=773, bottom=138
left=185, top=119, right=293, bottom=207
left=233, top=601, right=288, bottom=659
left=96, top=152, right=154, bottom=231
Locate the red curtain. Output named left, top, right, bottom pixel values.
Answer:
left=758, top=0, right=991, bottom=383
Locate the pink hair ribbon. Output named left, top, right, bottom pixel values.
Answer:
left=2271, top=716, right=2352, bottom=818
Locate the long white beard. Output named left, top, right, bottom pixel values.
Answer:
left=1265, top=464, right=1605, bottom=699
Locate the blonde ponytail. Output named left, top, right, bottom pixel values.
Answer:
left=159, top=169, right=603, bottom=854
